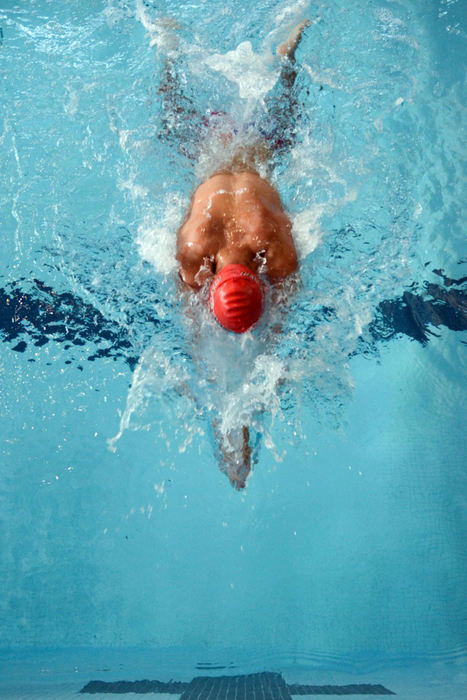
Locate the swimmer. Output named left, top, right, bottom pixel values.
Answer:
left=176, top=20, right=311, bottom=331
left=161, top=20, right=310, bottom=488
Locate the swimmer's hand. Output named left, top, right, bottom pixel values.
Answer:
left=215, top=424, right=252, bottom=490
left=228, top=427, right=251, bottom=490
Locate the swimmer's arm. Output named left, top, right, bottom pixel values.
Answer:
left=177, top=254, right=214, bottom=289
left=265, top=234, right=300, bottom=316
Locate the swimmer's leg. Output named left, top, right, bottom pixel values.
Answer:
left=264, top=20, right=311, bottom=149
left=276, top=19, right=311, bottom=102
left=158, top=58, right=197, bottom=143
left=276, top=19, right=311, bottom=64
left=206, top=22, right=311, bottom=173
left=156, top=29, right=201, bottom=159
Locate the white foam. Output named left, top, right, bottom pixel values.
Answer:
left=261, top=0, right=313, bottom=55
left=219, top=354, right=285, bottom=435
left=292, top=208, right=324, bottom=260
left=108, top=344, right=191, bottom=451
left=303, top=64, right=344, bottom=91
left=103, top=0, right=133, bottom=27
left=136, top=193, right=186, bottom=276
left=204, top=41, right=278, bottom=102
left=64, top=86, right=80, bottom=116
left=108, top=0, right=423, bottom=477
left=119, top=172, right=149, bottom=200
left=274, top=0, right=310, bottom=27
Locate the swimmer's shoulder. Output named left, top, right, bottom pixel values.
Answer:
left=193, top=173, right=232, bottom=200
left=196, top=170, right=268, bottom=193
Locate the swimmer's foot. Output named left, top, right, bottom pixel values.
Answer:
left=276, top=19, right=311, bottom=61
left=149, top=16, right=181, bottom=56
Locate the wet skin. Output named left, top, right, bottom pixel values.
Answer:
left=176, top=171, right=298, bottom=288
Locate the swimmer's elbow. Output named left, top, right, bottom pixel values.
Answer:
left=285, top=252, right=299, bottom=276
left=176, top=247, right=199, bottom=288
left=178, top=266, right=201, bottom=289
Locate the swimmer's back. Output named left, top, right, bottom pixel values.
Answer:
left=177, top=171, right=298, bottom=287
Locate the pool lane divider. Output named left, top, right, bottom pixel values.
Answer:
left=80, top=670, right=396, bottom=696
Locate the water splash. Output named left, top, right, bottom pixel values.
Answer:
left=204, top=41, right=278, bottom=103
left=106, top=2, right=432, bottom=484
left=0, top=0, right=437, bottom=486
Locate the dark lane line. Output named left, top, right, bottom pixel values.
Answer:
left=0, top=276, right=465, bottom=371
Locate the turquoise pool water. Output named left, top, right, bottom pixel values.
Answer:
left=0, top=0, right=466, bottom=696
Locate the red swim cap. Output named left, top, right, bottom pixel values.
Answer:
left=209, top=264, right=263, bottom=333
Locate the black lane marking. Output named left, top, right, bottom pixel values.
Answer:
left=80, top=678, right=188, bottom=694
left=289, top=683, right=395, bottom=694
left=80, top=672, right=396, bottom=696
left=1, top=274, right=465, bottom=372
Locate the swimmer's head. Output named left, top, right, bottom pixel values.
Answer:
left=209, top=264, right=263, bottom=333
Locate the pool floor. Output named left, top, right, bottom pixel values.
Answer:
left=0, top=649, right=465, bottom=700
